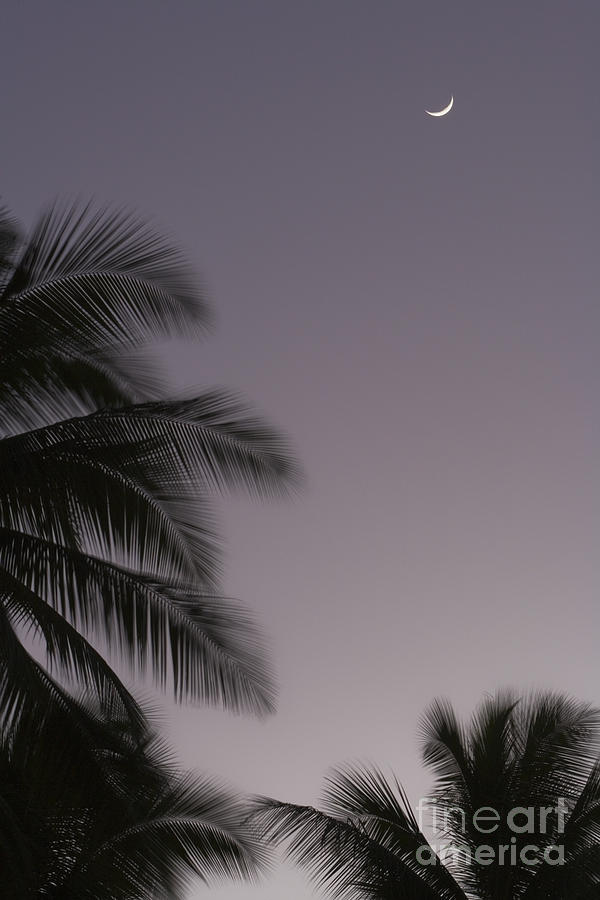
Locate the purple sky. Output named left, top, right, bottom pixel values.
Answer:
left=4, top=2, right=600, bottom=898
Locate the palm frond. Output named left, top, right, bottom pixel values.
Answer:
left=0, top=388, right=300, bottom=510
left=262, top=694, right=600, bottom=900
left=1, top=570, right=144, bottom=729
left=0, top=201, right=211, bottom=430
left=1, top=271, right=208, bottom=354
left=0, top=203, right=20, bottom=289
left=5, top=200, right=210, bottom=324
left=81, top=784, right=266, bottom=898
left=0, top=388, right=300, bottom=712
left=1, top=697, right=267, bottom=899
left=0, top=529, right=276, bottom=715
left=0, top=602, right=146, bottom=770
left=0, top=197, right=301, bottom=734
left=70, top=390, right=302, bottom=499
left=0, top=352, right=142, bottom=436
left=0, top=390, right=299, bottom=588
left=252, top=797, right=462, bottom=900
left=323, top=764, right=421, bottom=832
left=420, top=698, right=472, bottom=790
left=0, top=432, right=221, bottom=585
left=511, top=692, right=600, bottom=802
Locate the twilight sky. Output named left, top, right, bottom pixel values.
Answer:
left=3, top=2, right=599, bottom=898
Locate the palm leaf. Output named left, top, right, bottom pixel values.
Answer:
left=0, top=529, right=276, bottom=714
left=1, top=569, right=144, bottom=730
left=5, top=200, right=209, bottom=320
left=0, top=201, right=211, bottom=429
left=0, top=203, right=19, bottom=289
left=0, top=197, right=300, bottom=727
left=1, top=697, right=267, bottom=899
left=252, top=796, right=462, bottom=900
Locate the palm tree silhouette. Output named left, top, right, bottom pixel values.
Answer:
left=256, top=691, right=600, bottom=899
left=1, top=696, right=267, bottom=898
left=0, top=199, right=300, bottom=734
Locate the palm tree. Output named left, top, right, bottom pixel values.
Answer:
left=0, top=199, right=300, bottom=734
left=0, top=693, right=267, bottom=898
left=256, top=691, right=600, bottom=899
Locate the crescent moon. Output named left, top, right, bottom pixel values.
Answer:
left=425, top=95, right=454, bottom=117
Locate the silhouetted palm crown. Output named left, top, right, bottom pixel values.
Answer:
left=257, top=692, right=600, bottom=900
left=0, top=201, right=300, bottom=733
left=0, top=699, right=266, bottom=898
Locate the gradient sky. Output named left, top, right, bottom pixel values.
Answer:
left=4, top=2, right=600, bottom=898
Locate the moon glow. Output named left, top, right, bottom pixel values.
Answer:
left=425, top=95, right=454, bottom=117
